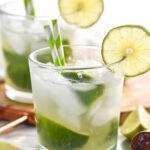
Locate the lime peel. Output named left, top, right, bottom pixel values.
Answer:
left=121, top=105, right=150, bottom=140
left=102, top=25, right=150, bottom=77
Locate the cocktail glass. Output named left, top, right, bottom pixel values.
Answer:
left=29, top=45, right=124, bottom=150
left=0, top=0, right=100, bottom=103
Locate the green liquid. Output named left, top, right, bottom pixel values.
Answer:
left=3, top=49, right=32, bottom=91
left=36, top=111, right=118, bottom=150
left=36, top=112, right=89, bottom=150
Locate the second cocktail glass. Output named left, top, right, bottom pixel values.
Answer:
left=29, top=45, right=124, bottom=150
left=0, top=0, right=101, bottom=103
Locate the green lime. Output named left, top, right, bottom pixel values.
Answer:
left=121, top=105, right=150, bottom=140
left=3, top=49, right=28, bottom=64
left=7, top=63, right=31, bottom=90
left=61, top=72, right=105, bottom=106
left=59, top=0, right=104, bottom=28
left=36, top=112, right=89, bottom=150
left=102, top=25, right=150, bottom=77
left=0, top=141, right=22, bottom=150
left=3, top=49, right=31, bottom=90
left=75, top=84, right=104, bottom=106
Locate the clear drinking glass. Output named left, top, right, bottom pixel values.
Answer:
left=29, top=45, right=124, bottom=150
left=0, top=0, right=101, bottom=103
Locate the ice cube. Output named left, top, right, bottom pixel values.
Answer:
left=47, top=81, right=86, bottom=115
left=58, top=109, right=81, bottom=128
left=4, top=30, right=30, bottom=54
left=60, top=25, right=78, bottom=44
left=91, top=109, right=116, bottom=126
left=33, top=69, right=86, bottom=115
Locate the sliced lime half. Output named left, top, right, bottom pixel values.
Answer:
left=59, top=0, right=104, bottom=28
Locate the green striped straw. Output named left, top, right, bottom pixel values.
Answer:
left=44, top=25, right=62, bottom=66
left=24, top=0, right=35, bottom=16
left=52, top=19, right=66, bottom=66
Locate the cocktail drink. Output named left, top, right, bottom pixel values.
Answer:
left=0, top=0, right=51, bottom=103
left=0, top=0, right=103, bottom=103
left=29, top=46, right=124, bottom=150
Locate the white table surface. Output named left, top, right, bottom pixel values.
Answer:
left=0, top=120, right=131, bottom=150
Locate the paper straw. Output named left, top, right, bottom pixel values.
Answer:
left=44, top=25, right=62, bottom=66
left=52, top=19, right=66, bottom=66
left=24, top=0, right=35, bottom=16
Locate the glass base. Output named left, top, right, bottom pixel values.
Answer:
left=38, top=144, right=48, bottom=150
left=5, top=84, right=33, bottom=104
left=37, top=144, right=117, bottom=150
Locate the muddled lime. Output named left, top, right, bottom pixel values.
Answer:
left=36, top=112, right=89, bottom=150
left=62, top=72, right=105, bottom=106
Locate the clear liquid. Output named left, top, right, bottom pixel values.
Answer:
left=31, top=66, right=124, bottom=150
left=2, top=28, right=48, bottom=92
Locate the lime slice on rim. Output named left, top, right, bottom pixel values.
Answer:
left=102, top=25, right=150, bottom=77
left=121, top=105, right=150, bottom=140
left=59, top=0, right=104, bottom=28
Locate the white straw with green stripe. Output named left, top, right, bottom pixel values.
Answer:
left=52, top=19, right=66, bottom=66
left=24, top=0, right=35, bottom=16
left=44, top=25, right=62, bottom=66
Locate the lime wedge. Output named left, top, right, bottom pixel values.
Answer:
left=61, top=72, right=105, bottom=106
left=36, top=112, right=89, bottom=150
left=102, top=25, right=150, bottom=77
left=7, top=63, right=31, bottom=90
left=59, top=0, right=104, bottom=28
left=75, top=84, right=104, bottom=106
left=0, top=141, right=21, bottom=150
left=3, top=49, right=31, bottom=90
left=61, top=72, right=92, bottom=83
left=121, top=105, right=150, bottom=140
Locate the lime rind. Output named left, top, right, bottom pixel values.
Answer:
left=61, top=72, right=105, bottom=106
left=102, top=25, right=150, bottom=77
left=121, top=105, right=150, bottom=140
left=59, top=0, right=104, bottom=28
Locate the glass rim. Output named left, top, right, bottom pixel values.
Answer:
left=0, top=0, right=59, bottom=20
left=29, top=45, right=124, bottom=71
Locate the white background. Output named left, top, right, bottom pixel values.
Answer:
left=0, top=0, right=150, bottom=77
